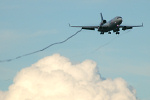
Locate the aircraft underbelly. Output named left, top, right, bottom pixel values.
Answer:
left=98, top=23, right=117, bottom=32
left=110, top=24, right=117, bottom=30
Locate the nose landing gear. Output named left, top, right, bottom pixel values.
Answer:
left=108, top=31, right=111, bottom=34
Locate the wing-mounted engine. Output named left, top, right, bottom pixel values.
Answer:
left=122, top=26, right=132, bottom=30
left=82, top=27, right=95, bottom=30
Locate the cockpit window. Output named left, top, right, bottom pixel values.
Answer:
left=117, top=17, right=122, bottom=19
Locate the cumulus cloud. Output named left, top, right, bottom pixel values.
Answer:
left=0, top=54, right=137, bottom=100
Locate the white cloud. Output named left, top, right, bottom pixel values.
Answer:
left=0, top=54, right=137, bottom=100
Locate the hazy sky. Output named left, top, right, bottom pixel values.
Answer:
left=0, top=0, right=149, bottom=100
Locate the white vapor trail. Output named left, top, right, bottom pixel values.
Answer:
left=0, top=54, right=137, bottom=100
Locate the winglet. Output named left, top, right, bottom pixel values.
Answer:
left=142, top=23, right=143, bottom=27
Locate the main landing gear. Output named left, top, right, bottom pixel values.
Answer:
left=100, top=32, right=104, bottom=35
left=100, top=32, right=111, bottom=34
left=100, top=31, right=120, bottom=35
left=116, top=31, right=120, bottom=34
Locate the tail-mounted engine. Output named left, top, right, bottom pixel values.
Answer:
left=100, top=20, right=107, bottom=25
left=102, top=20, right=107, bottom=24
left=100, top=13, right=107, bottom=26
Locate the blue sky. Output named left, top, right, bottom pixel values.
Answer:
left=0, top=0, right=149, bottom=100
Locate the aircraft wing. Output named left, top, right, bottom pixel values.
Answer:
left=119, top=23, right=143, bottom=30
left=69, top=24, right=99, bottom=30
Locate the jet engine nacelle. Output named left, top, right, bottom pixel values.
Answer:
left=122, top=26, right=132, bottom=30
left=100, top=20, right=107, bottom=26
left=82, top=27, right=95, bottom=30
left=102, top=20, right=107, bottom=24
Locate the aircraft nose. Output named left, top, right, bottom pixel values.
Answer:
left=119, top=17, right=123, bottom=23
left=121, top=18, right=123, bottom=22
left=119, top=17, right=122, bottom=20
left=117, top=17, right=122, bottom=22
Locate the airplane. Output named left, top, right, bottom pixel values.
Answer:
left=69, top=13, right=143, bottom=34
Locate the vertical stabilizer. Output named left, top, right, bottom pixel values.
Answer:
left=100, top=13, right=103, bottom=22
left=100, top=13, right=106, bottom=26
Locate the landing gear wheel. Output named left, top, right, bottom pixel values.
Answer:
left=100, top=32, right=104, bottom=35
left=116, top=32, right=120, bottom=34
left=108, top=32, right=111, bottom=34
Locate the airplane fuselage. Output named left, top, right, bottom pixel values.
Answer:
left=98, top=16, right=122, bottom=32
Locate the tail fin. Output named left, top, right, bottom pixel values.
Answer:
left=100, top=13, right=103, bottom=22
left=100, top=13, right=107, bottom=26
